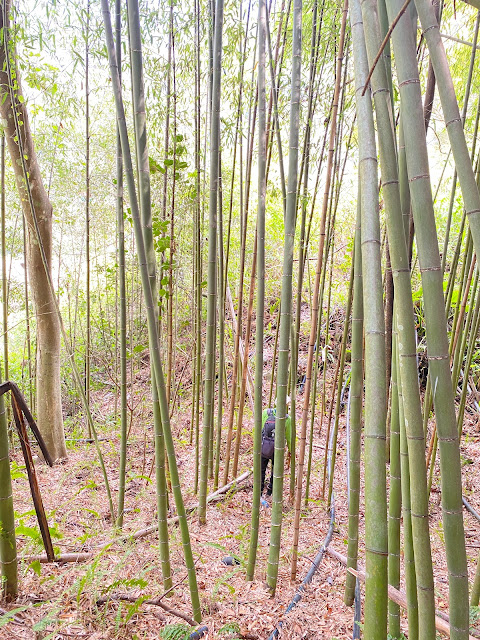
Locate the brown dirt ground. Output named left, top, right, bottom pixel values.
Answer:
left=1, top=328, right=480, bottom=640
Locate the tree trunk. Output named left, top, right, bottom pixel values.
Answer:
left=0, top=1, right=66, bottom=461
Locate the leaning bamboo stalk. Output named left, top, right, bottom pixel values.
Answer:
left=386, top=1, right=469, bottom=636
left=101, top=2, right=200, bottom=620
left=360, top=1, right=436, bottom=635
left=327, top=547, right=478, bottom=640
left=126, top=0, right=171, bottom=589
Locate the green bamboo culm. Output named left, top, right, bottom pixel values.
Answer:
left=114, top=0, right=128, bottom=534
left=198, top=0, right=224, bottom=524
left=100, top=1, right=201, bottom=621
left=472, top=549, right=480, bottom=606
left=246, top=0, right=266, bottom=581
left=397, top=355, right=418, bottom=639
left=350, top=0, right=388, bottom=635
left=266, top=0, right=302, bottom=596
left=386, top=1, right=469, bottom=636
left=387, top=331, right=401, bottom=638
left=214, top=158, right=225, bottom=492
left=126, top=0, right=172, bottom=588
left=326, top=254, right=353, bottom=508
left=359, top=0, right=436, bottom=635
left=344, top=193, right=363, bottom=607
left=0, top=384, right=17, bottom=599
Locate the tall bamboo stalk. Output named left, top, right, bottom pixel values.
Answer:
left=0, top=385, right=16, bottom=599
left=214, top=154, right=225, bottom=491
left=360, top=0, right=436, bottom=635
left=115, top=0, right=128, bottom=532
left=344, top=195, right=363, bottom=607
left=126, top=0, right=172, bottom=588
left=388, top=327, right=401, bottom=638
left=387, top=0, right=469, bottom=635
left=101, top=1, right=200, bottom=619
left=266, top=0, right=301, bottom=596
left=198, top=0, right=224, bottom=524
left=246, top=0, right=266, bottom=579
left=290, top=0, right=348, bottom=581
left=0, top=135, right=7, bottom=393
left=85, top=0, right=91, bottom=425
left=350, top=0, right=388, bottom=635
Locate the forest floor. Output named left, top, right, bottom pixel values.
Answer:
left=1, top=322, right=480, bottom=639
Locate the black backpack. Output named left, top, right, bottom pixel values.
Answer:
left=261, top=409, right=276, bottom=459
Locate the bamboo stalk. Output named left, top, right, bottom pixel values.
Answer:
left=327, top=547, right=477, bottom=640
left=101, top=2, right=200, bottom=620
left=266, top=0, right=302, bottom=596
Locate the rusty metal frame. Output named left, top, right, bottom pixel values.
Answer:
left=0, top=381, right=54, bottom=561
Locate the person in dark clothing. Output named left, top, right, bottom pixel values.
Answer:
left=260, top=402, right=291, bottom=496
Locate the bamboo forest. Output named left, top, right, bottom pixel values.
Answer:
left=2, top=0, right=480, bottom=638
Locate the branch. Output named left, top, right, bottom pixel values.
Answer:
left=361, top=0, right=412, bottom=96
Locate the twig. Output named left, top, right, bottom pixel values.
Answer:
left=361, top=0, right=412, bottom=96
left=96, top=593, right=195, bottom=626
left=0, top=607, right=24, bottom=624
left=23, top=552, right=94, bottom=564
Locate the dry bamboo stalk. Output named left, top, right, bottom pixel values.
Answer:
left=226, top=284, right=254, bottom=410
left=326, top=547, right=477, bottom=639
left=23, top=553, right=95, bottom=564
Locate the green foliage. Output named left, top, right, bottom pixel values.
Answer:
left=0, top=606, right=29, bottom=629
left=219, top=621, right=241, bottom=637
left=470, top=605, right=480, bottom=625
left=159, top=623, right=194, bottom=639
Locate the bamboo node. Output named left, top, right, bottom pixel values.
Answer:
left=372, top=88, right=389, bottom=97
left=445, top=117, right=461, bottom=128
left=365, top=546, right=388, bottom=557
left=409, top=173, right=429, bottom=182
left=399, top=78, right=420, bottom=88
left=442, top=507, right=462, bottom=515
left=382, top=179, right=399, bottom=186
left=422, top=24, right=439, bottom=35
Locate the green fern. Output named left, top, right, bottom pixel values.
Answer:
left=219, top=621, right=241, bottom=636
left=159, top=623, right=194, bottom=640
